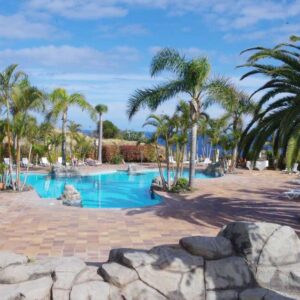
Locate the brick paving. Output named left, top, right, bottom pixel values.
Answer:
left=0, top=168, right=299, bottom=262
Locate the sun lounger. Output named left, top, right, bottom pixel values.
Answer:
left=3, top=158, right=10, bottom=166
left=40, top=157, right=50, bottom=167
left=21, top=158, right=33, bottom=167
left=57, top=157, right=63, bottom=165
left=283, top=189, right=300, bottom=199
left=168, top=156, right=176, bottom=164
left=85, top=159, right=101, bottom=166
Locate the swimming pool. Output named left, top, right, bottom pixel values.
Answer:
left=23, top=169, right=212, bottom=208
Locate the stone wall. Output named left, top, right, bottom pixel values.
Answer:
left=0, top=221, right=299, bottom=299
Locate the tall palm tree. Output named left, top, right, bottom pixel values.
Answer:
left=239, top=36, right=300, bottom=169
left=207, top=78, right=256, bottom=169
left=47, top=88, right=95, bottom=166
left=95, top=104, right=108, bottom=163
left=0, top=64, right=26, bottom=189
left=127, top=48, right=211, bottom=188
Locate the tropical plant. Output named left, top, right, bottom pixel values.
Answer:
left=206, top=117, right=229, bottom=163
left=95, top=104, right=108, bottom=163
left=0, top=64, right=26, bottom=189
left=239, top=36, right=300, bottom=169
left=10, top=79, right=44, bottom=190
left=207, top=78, right=256, bottom=169
left=68, top=121, right=81, bottom=157
left=74, top=134, right=94, bottom=160
left=127, top=48, right=211, bottom=187
left=47, top=88, right=95, bottom=165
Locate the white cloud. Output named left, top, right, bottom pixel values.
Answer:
left=0, top=14, right=60, bottom=39
left=0, top=45, right=140, bottom=72
left=98, top=24, right=149, bottom=38
left=25, top=0, right=127, bottom=19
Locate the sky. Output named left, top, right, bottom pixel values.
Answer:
left=0, top=0, right=299, bottom=131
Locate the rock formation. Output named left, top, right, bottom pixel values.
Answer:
left=0, top=221, right=299, bottom=299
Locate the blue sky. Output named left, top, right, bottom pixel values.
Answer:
left=0, top=0, right=299, bottom=130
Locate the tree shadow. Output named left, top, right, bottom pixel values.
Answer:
left=124, top=186, right=300, bottom=234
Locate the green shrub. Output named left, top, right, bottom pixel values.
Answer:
left=171, top=177, right=189, bottom=193
left=111, top=154, right=123, bottom=164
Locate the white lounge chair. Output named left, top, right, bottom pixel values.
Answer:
left=40, top=157, right=50, bottom=167
left=168, top=156, right=176, bottom=164
left=21, top=157, right=32, bottom=167
left=292, top=163, right=299, bottom=174
left=57, top=157, right=63, bottom=165
left=283, top=189, right=300, bottom=199
left=85, top=159, right=101, bottom=166
left=3, top=158, right=10, bottom=166
left=203, top=157, right=212, bottom=165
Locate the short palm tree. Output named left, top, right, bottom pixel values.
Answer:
left=47, top=88, right=95, bottom=165
left=239, top=36, right=300, bottom=169
left=10, top=79, right=44, bottom=190
left=0, top=64, right=26, bottom=189
left=95, top=104, right=108, bottom=163
left=68, top=121, right=81, bottom=157
left=127, top=48, right=211, bottom=188
left=207, top=78, right=256, bottom=169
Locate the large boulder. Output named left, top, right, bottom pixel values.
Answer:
left=180, top=235, right=234, bottom=259
left=0, top=276, right=53, bottom=300
left=203, top=162, right=224, bottom=177
left=205, top=256, right=252, bottom=290
left=59, top=185, right=82, bottom=207
left=0, top=251, right=28, bottom=270
left=219, top=222, right=300, bottom=298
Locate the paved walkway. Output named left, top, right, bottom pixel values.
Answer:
left=0, top=168, right=299, bottom=262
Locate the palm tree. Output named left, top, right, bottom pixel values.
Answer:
left=207, top=78, right=256, bottom=170
left=47, top=88, right=95, bottom=166
left=206, top=117, right=229, bottom=163
left=10, top=79, right=44, bottom=190
left=239, top=36, right=300, bottom=169
left=95, top=104, right=108, bottom=163
left=0, top=64, right=26, bottom=189
left=68, top=121, right=81, bottom=157
left=127, top=48, right=211, bottom=188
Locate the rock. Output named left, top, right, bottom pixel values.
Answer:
left=0, top=276, right=53, bottom=300
left=118, top=250, right=158, bottom=269
left=52, top=257, right=86, bottom=294
left=257, top=225, right=300, bottom=267
left=99, top=262, right=138, bottom=287
left=180, top=235, right=233, bottom=259
left=135, top=246, right=205, bottom=299
left=0, top=251, right=28, bottom=269
left=256, top=263, right=300, bottom=299
left=74, top=266, right=103, bottom=285
left=151, top=176, right=164, bottom=191
left=218, top=221, right=281, bottom=271
left=239, top=288, right=296, bottom=300
left=205, top=256, right=252, bottom=290
left=70, top=281, right=110, bottom=300
left=109, top=285, right=123, bottom=300
left=0, top=261, right=54, bottom=284
left=121, top=280, right=167, bottom=300
left=203, top=162, right=224, bottom=177
left=206, top=289, right=239, bottom=300
left=60, top=184, right=82, bottom=207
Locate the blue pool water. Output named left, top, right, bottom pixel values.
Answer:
left=23, top=170, right=212, bottom=208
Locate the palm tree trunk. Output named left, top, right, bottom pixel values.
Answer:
left=6, top=107, right=15, bottom=190
left=21, top=143, right=32, bottom=191
left=231, top=144, right=238, bottom=171
left=98, top=113, right=103, bottom=163
left=16, top=137, right=21, bottom=191
left=189, top=123, right=197, bottom=188
left=61, top=111, right=67, bottom=166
